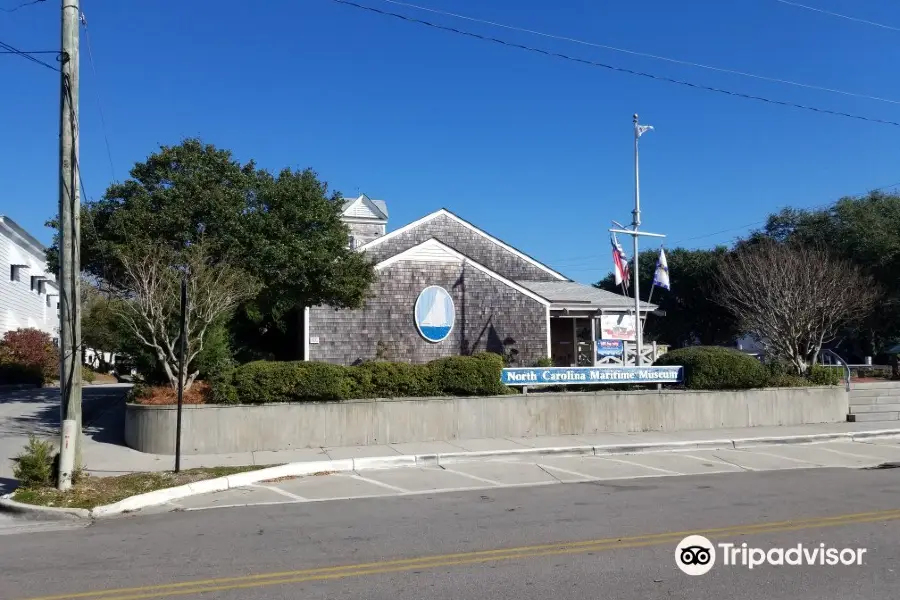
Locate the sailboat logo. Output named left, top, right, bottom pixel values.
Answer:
left=414, top=286, right=455, bottom=343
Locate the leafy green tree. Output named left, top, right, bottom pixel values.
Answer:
left=595, top=247, right=740, bottom=347
left=752, top=191, right=900, bottom=358
left=232, top=167, right=376, bottom=360
left=47, top=139, right=375, bottom=363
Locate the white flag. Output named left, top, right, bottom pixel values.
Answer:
left=652, top=247, right=670, bottom=290
left=636, top=124, right=654, bottom=138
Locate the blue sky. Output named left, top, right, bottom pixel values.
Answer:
left=2, top=0, right=899, bottom=282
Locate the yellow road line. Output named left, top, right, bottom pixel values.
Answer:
left=20, top=508, right=900, bottom=600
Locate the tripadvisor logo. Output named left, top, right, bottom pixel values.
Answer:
left=675, top=535, right=867, bottom=575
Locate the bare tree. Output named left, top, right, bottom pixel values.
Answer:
left=115, top=242, right=258, bottom=390
left=715, top=240, right=878, bottom=374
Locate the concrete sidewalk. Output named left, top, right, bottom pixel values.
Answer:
left=3, top=385, right=900, bottom=477
left=80, top=420, right=900, bottom=476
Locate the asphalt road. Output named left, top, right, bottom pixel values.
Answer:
left=1, top=466, right=898, bottom=599
left=169, top=437, right=900, bottom=513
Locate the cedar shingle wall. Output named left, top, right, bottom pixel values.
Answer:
left=365, top=214, right=561, bottom=281
left=309, top=260, right=547, bottom=365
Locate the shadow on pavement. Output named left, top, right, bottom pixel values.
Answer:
left=0, top=476, right=17, bottom=495
left=0, top=384, right=131, bottom=444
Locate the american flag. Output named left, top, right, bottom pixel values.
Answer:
left=611, top=233, right=630, bottom=288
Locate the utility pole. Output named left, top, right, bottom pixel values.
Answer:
left=57, top=0, right=82, bottom=491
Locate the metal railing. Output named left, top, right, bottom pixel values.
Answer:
left=820, top=349, right=851, bottom=393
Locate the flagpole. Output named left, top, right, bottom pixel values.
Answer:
left=609, top=118, right=664, bottom=367
left=632, top=114, right=643, bottom=366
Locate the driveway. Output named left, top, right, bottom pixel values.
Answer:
left=0, top=384, right=131, bottom=491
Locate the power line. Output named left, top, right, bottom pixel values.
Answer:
left=1, top=0, right=46, bottom=13
left=0, top=39, right=59, bottom=71
left=327, top=0, right=900, bottom=128
left=772, top=0, right=900, bottom=32
left=81, top=10, right=117, bottom=180
left=0, top=49, right=58, bottom=54
left=377, top=0, right=900, bottom=107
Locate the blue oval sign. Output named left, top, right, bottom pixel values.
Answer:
left=414, top=286, right=455, bottom=343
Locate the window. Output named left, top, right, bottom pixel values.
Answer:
left=10, top=265, right=19, bottom=282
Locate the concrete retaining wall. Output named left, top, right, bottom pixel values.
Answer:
left=124, top=387, right=849, bottom=455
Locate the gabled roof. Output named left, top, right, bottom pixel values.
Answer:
left=341, top=194, right=388, bottom=220
left=0, top=215, right=47, bottom=254
left=516, top=280, right=656, bottom=312
left=358, top=208, right=569, bottom=282
left=375, top=238, right=551, bottom=306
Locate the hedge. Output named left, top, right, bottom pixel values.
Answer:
left=655, top=346, right=768, bottom=390
left=654, top=346, right=844, bottom=390
left=212, top=352, right=509, bottom=404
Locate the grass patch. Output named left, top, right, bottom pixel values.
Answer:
left=11, top=464, right=276, bottom=510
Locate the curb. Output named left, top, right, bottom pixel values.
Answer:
left=0, top=497, right=90, bottom=520
left=4, top=428, right=900, bottom=519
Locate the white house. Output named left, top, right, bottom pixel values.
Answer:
left=0, top=215, right=58, bottom=341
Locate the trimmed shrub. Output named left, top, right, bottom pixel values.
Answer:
left=532, top=357, right=554, bottom=368
left=0, top=362, right=43, bottom=386
left=13, top=435, right=57, bottom=487
left=355, top=361, right=438, bottom=398
left=232, top=361, right=356, bottom=404
left=429, top=352, right=508, bottom=396
left=216, top=353, right=508, bottom=404
left=765, top=374, right=809, bottom=388
left=0, top=328, right=58, bottom=383
left=807, top=365, right=841, bottom=386
left=654, top=346, right=768, bottom=390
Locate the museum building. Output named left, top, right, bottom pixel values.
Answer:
left=305, top=195, right=655, bottom=367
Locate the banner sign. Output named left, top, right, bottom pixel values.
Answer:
left=597, top=339, right=624, bottom=358
left=502, top=366, right=684, bottom=386
left=600, top=315, right=636, bottom=341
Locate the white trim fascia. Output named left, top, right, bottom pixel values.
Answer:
left=341, top=195, right=364, bottom=217
left=342, top=195, right=388, bottom=221
left=303, top=307, right=310, bottom=362
left=0, top=217, right=47, bottom=259
left=358, top=208, right=568, bottom=281
left=545, top=304, right=551, bottom=359
left=550, top=305, right=655, bottom=313
left=342, top=216, right=387, bottom=225
left=375, top=238, right=551, bottom=307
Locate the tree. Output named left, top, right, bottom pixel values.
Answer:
left=0, top=328, right=58, bottom=381
left=715, top=240, right=877, bottom=374
left=46, top=139, right=375, bottom=362
left=81, top=278, right=125, bottom=355
left=115, top=242, right=258, bottom=390
left=752, top=191, right=900, bottom=358
left=233, top=167, right=376, bottom=360
left=596, top=247, right=740, bottom=347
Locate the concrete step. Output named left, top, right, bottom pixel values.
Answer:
left=850, top=389, right=900, bottom=399
left=849, top=403, right=900, bottom=414
left=851, top=382, right=900, bottom=392
left=848, top=412, right=900, bottom=422
left=848, top=395, right=900, bottom=405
